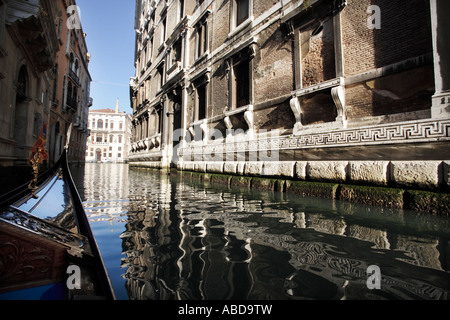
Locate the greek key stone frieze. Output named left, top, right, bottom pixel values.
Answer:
left=179, top=119, right=450, bottom=156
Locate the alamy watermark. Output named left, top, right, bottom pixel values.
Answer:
left=67, top=5, right=82, bottom=30
left=66, top=265, right=81, bottom=290
left=367, top=5, right=381, bottom=30
left=366, top=265, right=382, bottom=290
left=171, top=128, right=281, bottom=163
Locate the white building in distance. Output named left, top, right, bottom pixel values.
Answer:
left=86, top=100, right=132, bottom=163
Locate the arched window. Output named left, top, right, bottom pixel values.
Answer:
left=69, top=53, right=74, bottom=70
left=16, top=65, right=28, bottom=102
left=97, top=119, right=103, bottom=129
left=67, top=82, right=73, bottom=105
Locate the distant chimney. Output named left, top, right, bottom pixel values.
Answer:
left=116, top=98, right=120, bottom=113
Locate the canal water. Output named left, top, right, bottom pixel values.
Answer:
left=70, top=163, right=450, bottom=300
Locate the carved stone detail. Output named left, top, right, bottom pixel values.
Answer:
left=331, top=85, right=347, bottom=127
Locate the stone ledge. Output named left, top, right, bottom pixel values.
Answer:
left=390, top=161, right=443, bottom=190
left=262, top=161, right=295, bottom=178
left=244, top=162, right=263, bottom=176
left=348, top=161, right=390, bottom=186
left=129, top=161, right=162, bottom=168
left=178, top=160, right=450, bottom=191
left=164, top=169, right=450, bottom=215
left=207, top=162, right=224, bottom=173
left=307, top=161, right=348, bottom=183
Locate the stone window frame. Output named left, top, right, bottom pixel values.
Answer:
left=158, top=14, right=167, bottom=52
left=177, top=0, right=185, bottom=23
left=167, top=37, right=183, bottom=77
left=228, top=0, right=253, bottom=39
left=189, top=68, right=211, bottom=144
left=285, top=3, right=347, bottom=133
left=156, top=61, right=165, bottom=93
left=191, top=69, right=210, bottom=122
left=194, top=10, right=210, bottom=63
left=225, top=44, right=255, bottom=112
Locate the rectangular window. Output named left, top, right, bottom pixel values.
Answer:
left=161, top=17, right=167, bottom=45
left=157, top=63, right=164, bottom=90
left=236, top=0, right=249, bottom=27
left=195, top=20, right=208, bottom=60
left=179, top=0, right=185, bottom=22
left=234, top=60, right=250, bottom=108
left=197, top=83, right=207, bottom=120
left=174, top=39, right=182, bottom=64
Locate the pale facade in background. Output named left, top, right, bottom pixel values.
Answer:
left=86, top=102, right=132, bottom=163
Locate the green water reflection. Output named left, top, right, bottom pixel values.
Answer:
left=71, top=163, right=450, bottom=300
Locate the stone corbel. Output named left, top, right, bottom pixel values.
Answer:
left=331, top=85, right=347, bottom=127
left=224, top=59, right=231, bottom=73
left=244, top=108, right=254, bottom=137
left=224, top=116, right=233, bottom=131
left=289, top=96, right=303, bottom=133
left=290, top=97, right=302, bottom=123
left=248, top=43, right=256, bottom=59
left=290, top=96, right=303, bottom=133
left=200, top=120, right=208, bottom=144
left=188, top=126, right=195, bottom=139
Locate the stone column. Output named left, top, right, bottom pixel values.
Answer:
left=161, top=95, right=171, bottom=169
left=430, top=0, right=450, bottom=118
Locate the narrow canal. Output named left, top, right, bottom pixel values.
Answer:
left=71, top=163, right=450, bottom=300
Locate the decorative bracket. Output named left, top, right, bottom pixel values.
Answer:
left=200, top=120, right=208, bottom=144
left=331, top=85, right=347, bottom=127
left=289, top=97, right=302, bottom=123
left=244, top=109, right=254, bottom=137
left=224, top=116, right=233, bottom=131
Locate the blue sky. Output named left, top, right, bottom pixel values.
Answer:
left=76, top=0, right=136, bottom=113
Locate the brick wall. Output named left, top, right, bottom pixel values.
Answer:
left=254, top=23, right=294, bottom=104
left=301, top=18, right=336, bottom=87
left=342, top=0, right=434, bottom=119
left=299, top=91, right=337, bottom=125
left=254, top=101, right=296, bottom=132
left=345, top=60, right=434, bottom=119
left=342, top=0, right=432, bottom=76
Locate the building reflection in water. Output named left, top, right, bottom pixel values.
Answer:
left=71, top=165, right=450, bottom=300
left=116, top=169, right=450, bottom=301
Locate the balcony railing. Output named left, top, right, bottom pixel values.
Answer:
left=66, top=97, right=77, bottom=112
left=68, top=69, right=80, bottom=86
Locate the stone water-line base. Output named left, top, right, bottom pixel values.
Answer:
left=129, top=160, right=450, bottom=215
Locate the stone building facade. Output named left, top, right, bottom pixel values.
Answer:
left=0, top=0, right=92, bottom=172
left=51, top=0, right=93, bottom=165
left=85, top=104, right=132, bottom=163
left=129, top=0, right=450, bottom=192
